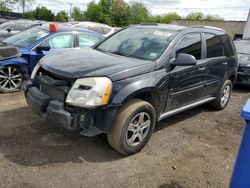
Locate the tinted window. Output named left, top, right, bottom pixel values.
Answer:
left=176, top=33, right=202, bottom=60
left=205, top=33, right=226, bottom=58
left=40, top=34, right=74, bottom=49
left=79, top=34, right=101, bottom=48
left=221, top=34, right=236, bottom=56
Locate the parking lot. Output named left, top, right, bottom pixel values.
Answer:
left=0, top=87, right=248, bottom=188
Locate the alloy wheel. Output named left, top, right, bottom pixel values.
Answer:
left=126, top=112, right=151, bottom=147
left=221, top=85, right=231, bottom=106
left=0, top=66, right=23, bottom=92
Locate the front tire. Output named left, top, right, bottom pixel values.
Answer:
left=107, top=99, right=156, bottom=155
left=211, top=80, right=232, bottom=110
left=0, top=66, right=23, bottom=93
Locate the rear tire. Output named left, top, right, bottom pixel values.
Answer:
left=210, top=80, right=232, bottom=110
left=107, top=99, right=156, bottom=155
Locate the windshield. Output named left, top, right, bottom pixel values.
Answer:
left=96, top=27, right=176, bottom=60
left=0, top=22, right=13, bottom=30
left=4, top=27, right=49, bottom=48
left=234, top=41, right=250, bottom=55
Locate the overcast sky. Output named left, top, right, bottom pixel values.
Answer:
left=24, top=0, right=250, bottom=21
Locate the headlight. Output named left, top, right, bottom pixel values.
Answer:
left=66, top=77, right=112, bottom=108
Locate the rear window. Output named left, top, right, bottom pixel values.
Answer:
left=205, top=33, right=226, bottom=58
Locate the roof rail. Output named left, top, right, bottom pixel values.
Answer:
left=139, top=22, right=158, bottom=26
left=189, top=25, right=224, bottom=31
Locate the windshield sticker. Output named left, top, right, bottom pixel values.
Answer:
left=149, top=53, right=157, bottom=58
left=153, top=31, right=172, bottom=37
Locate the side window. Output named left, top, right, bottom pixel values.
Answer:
left=79, top=34, right=101, bottom=48
left=176, top=33, right=202, bottom=60
left=12, top=23, right=28, bottom=31
left=87, top=26, right=104, bottom=34
left=102, top=26, right=112, bottom=34
left=205, top=33, right=226, bottom=58
left=40, top=34, right=74, bottom=49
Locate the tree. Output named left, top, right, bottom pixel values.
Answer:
left=85, top=2, right=103, bottom=23
left=33, top=6, right=54, bottom=21
left=25, top=10, right=35, bottom=20
left=186, top=12, right=205, bottom=20
left=113, top=0, right=130, bottom=26
left=72, top=7, right=85, bottom=21
left=7, top=0, right=35, bottom=14
left=99, top=0, right=114, bottom=25
left=0, top=1, right=11, bottom=11
left=204, top=14, right=224, bottom=21
left=54, top=11, right=68, bottom=22
left=129, top=2, right=149, bottom=24
left=185, top=12, right=224, bottom=21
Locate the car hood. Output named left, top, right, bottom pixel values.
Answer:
left=39, top=48, right=156, bottom=81
left=238, top=54, right=250, bottom=67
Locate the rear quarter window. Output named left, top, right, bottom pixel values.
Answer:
left=220, top=34, right=236, bottom=57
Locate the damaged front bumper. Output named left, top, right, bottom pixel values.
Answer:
left=25, top=82, right=119, bottom=135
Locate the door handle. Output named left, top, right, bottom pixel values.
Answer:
left=223, top=62, right=228, bottom=65
left=198, top=67, right=206, bottom=71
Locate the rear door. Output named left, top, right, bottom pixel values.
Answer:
left=202, top=33, right=228, bottom=97
left=166, top=33, right=207, bottom=111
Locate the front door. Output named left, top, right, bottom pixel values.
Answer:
left=166, top=33, right=207, bottom=111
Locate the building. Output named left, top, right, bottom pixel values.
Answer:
left=171, top=19, right=246, bottom=40
left=243, top=10, right=250, bottom=39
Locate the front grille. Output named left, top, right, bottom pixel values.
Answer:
left=35, top=68, right=72, bottom=102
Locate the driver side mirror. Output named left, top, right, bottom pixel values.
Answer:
left=36, top=46, right=51, bottom=53
left=171, top=53, right=197, bottom=66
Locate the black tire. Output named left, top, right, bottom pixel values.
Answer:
left=210, top=80, right=232, bottom=110
left=107, top=99, right=156, bottom=155
left=0, top=66, right=23, bottom=93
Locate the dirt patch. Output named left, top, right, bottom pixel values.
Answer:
left=0, top=88, right=249, bottom=187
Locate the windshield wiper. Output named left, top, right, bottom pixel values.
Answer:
left=111, top=51, right=130, bottom=57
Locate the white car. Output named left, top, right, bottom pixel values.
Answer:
left=63, top=21, right=117, bottom=37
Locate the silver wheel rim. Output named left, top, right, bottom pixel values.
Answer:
left=221, top=85, right=230, bottom=106
left=0, top=67, right=22, bottom=91
left=126, top=112, right=151, bottom=147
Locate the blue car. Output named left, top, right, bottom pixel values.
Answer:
left=0, top=23, right=104, bottom=92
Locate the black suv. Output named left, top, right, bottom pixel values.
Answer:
left=24, top=24, right=238, bottom=155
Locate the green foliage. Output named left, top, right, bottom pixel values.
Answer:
left=0, top=1, right=11, bottom=11
left=85, top=2, right=103, bottom=23
left=25, top=11, right=35, bottom=20
left=33, top=6, right=54, bottom=21
left=71, top=7, right=85, bottom=21
left=18, top=0, right=224, bottom=26
left=129, top=2, right=149, bottom=24
left=186, top=12, right=224, bottom=21
left=6, top=0, right=35, bottom=14
left=54, top=11, right=68, bottom=22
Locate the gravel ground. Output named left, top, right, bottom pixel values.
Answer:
left=0, top=87, right=249, bottom=188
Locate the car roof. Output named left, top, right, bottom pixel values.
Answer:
left=132, top=23, right=226, bottom=34
left=37, top=23, right=104, bottom=37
